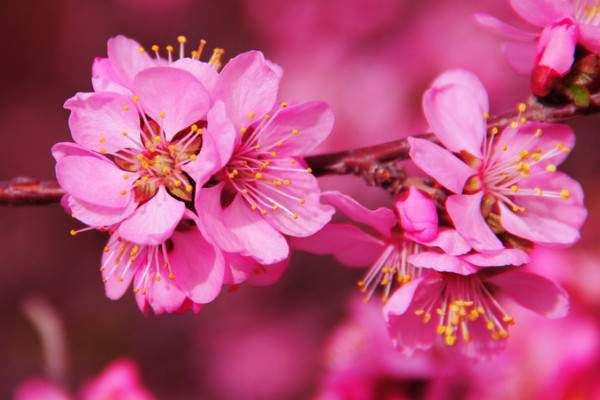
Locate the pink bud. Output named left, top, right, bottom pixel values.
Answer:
left=395, top=186, right=438, bottom=242
left=531, top=65, right=560, bottom=98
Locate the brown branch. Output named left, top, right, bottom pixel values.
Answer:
left=2, top=93, right=599, bottom=206
left=0, top=177, right=64, bottom=206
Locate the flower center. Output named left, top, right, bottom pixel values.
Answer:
left=413, top=274, right=515, bottom=346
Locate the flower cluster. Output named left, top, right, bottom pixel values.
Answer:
left=54, top=35, right=334, bottom=314
left=476, top=0, right=600, bottom=98
left=295, top=69, right=585, bottom=357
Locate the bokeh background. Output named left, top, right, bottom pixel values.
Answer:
left=1, top=0, right=599, bottom=398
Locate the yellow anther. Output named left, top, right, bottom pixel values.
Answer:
left=168, top=272, right=175, bottom=280
left=130, top=245, right=140, bottom=256
left=445, top=335, right=457, bottom=346
left=103, top=246, right=110, bottom=253
left=437, top=325, right=446, bottom=335
left=260, top=209, right=268, bottom=216
left=141, top=176, right=150, bottom=182
left=275, top=140, right=284, bottom=147
left=69, top=229, right=78, bottom=236
left=520, top=117, right=527, bottom=124
left=159, top=112, right=166, bottom=118
left=161, top=166, right=170, bottom=174
left=185, top=185, right=193, bottom=192
left=177, top=35, right=187, bottom=44
left=247, top=111, right=255, bottom=118
left=293, top=213, right=299, bottom=220
left=138, top=47, right=145, bottom=53
left=270, top=151, right=277, bottom=157
left=291, top=128, right=300, bottom=135
left=486, top=320, right=495, bottom=330
left=120, top=189, right=128, bottom=196
left=151, top=45, right=159, bottom=52
left=490, top=127, right=499, bottom=135
left=122, top=131, right=129, bottom=136
left=560, top=189, right=571, bottom=199
left=517, top=102, right=527, bottom=113
left=510, top=185, right=518, bottom=192
left=189, top=154, right=197, bottom=161
left=546, top=164, right=557, bottom=172
left=483, top=112, right=490, bottom=119
left=422, top=313, right=432, bottom=323
left=255, top=172, right=263, bottom=179
left=241, top=189, right=249, bottom=195
left=264, top=114, right=271, bottom=120
left=414, top=309, right=425, bottom=316
left=299, top=198, right=306, bottom=205
left=123, top=174, right=129, bottom=179
left=167, top=145, right=176, bottom=152
left=283, top=179, right=291, bottom=186
left=155, top=275, right=161, bottom=281
left=174, top=180, right=182, bottom=187
left=534, top=187, right=543, bottom=195
left=306, top=168, right=313, bottom=173
left=534, top=128, right=543, bottom=137
left=166, top=45, right=174, bottom=52
left=519, top=150, right=529, bottom=159
left=503, top=315, right=515, bottom=324
left=99, top=136, right=106, bottom=143
left=123, top=105, right=130, bottom=111
left=510, top=121, right=519, bottom=128
left=512, top=205, right=520, bottom=212
left=501, top=144, right=508, bottom=151
left=531, top=152, right=542, bottom=161
left=240, top=126, right=247, bottom=134
left=153, top=135, right=161, bottom=143
left=280, top=101, right=288, bottom=107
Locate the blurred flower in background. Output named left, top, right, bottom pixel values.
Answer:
left=2, top=0, right=599, bottom=399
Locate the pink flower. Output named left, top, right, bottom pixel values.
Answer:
left=293, top=190, right=528, bottom=302
left=409, top=69, right=586, bottom=251
left=14, top=359, right=155, bottom=400
left=475, top=0, right=600, bottom=96
left=193, top=51, right=335, bottom=265
left=100, top=215, right=224, bottom=315
left=383, top=266, right=569, bottom=357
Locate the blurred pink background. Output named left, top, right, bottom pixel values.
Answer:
left=1, top=0, right=599, bottom=398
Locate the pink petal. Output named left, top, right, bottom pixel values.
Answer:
left=510, top=0, right=573, bottom=27
left=518, top=171, right=587, bottom=231
left=64, top=91, right=142, bottom=153
left=257, top=101, right=334, bottom=155
left=446, top=193, right=504, bottom=252
left=118, top=187, right=185, bottom=245
left=133, top=67, right=210, bottom=140
left=145, top=268, right=187, bottom=314
left=291, top=223, right=386, bottom=268
left=51, top=142, right=106, bottom=162
left=395, top=186, right=438, bottom=242
left=67, top=195, right=137, bottom=228
left=168, top=228, right=225, bottom=304
left=384, top=276, right=442, bottom=354
left=498, top=189, right=584, bottom=247
left=487, top=270, right=569, bottom=318
left=106, top=35, right=154, bottom=88
left=213, top=50, right=281, bottom=129
left=579, top=23, right=600, bottom=54
left=473, top=13, right=538, bottom=41
left=79, top=359, right=154, bottom=400
left=172, top=58, right=220, bottom=94
left=321, top=191, right=397, bottom=238
left=195, top=184, right=244, bottom=254
left=55, top=154, right=134, bottom=209
left=196, top=184, right=289, bottom=264
left=182, top=101, right=236, bottom=186
left=462, top=248, right=529, bottom=267
left=409, top=252, right=478, bottom=275
left=261, top=158, right=334, bottom=237
left=409, top=228, right=471, bottom=256
left=246, top=258, right=288, bottom=286
left=101, top=234, right=141, bottom=300
left=14, top=378, right=70, bottom=400
left=502, top=41, right=537, bottom=75
left=422, top=70, right=488, bottom=158
left=408, top=137, right=474, bottom=194
left=537, top=23, right=577, bottom=75
left=225, top=254, right=289, bottom=286
left=92, top=57, right=130, bottom=95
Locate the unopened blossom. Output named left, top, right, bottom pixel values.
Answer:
left=192, top=51, right=335, bottom=265
left=475, top=0, right=600, bottom=96
left=409, top=69, right=586, bottom=251
left=293, top=189, right=528, bottom=302
left=14, top=358, right=155, bottom=400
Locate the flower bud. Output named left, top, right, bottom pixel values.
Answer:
left=531, top=65, right=560, bottom=98
left=395, top=186, right=438, bottom=242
